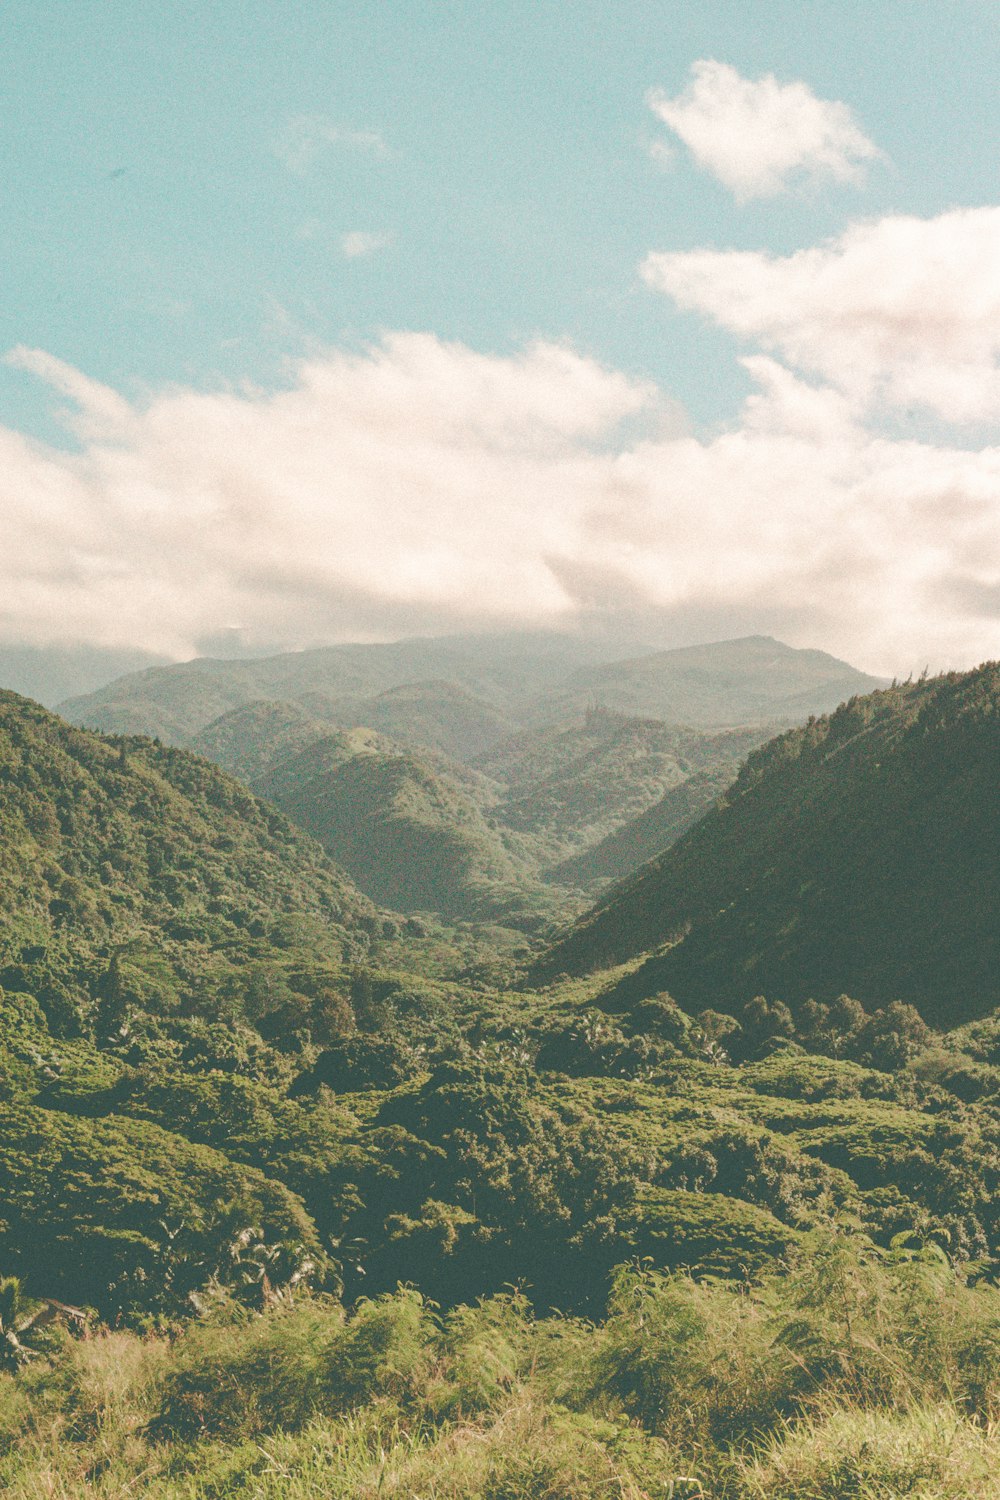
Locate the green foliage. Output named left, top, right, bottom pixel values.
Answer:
left=151, top=1289, right=437, bottom=1440
left=9, top=1242, right=1000, bottom=1496
left=0, top=690, right=377, bottom=1041
left=0, top=1101, right=323, bottom=1317
left=541, top=665, right=1000, bottom=1025
left=254, top=726, right=570, bottom=929
left=8, top=646, right=1000, bottom=1494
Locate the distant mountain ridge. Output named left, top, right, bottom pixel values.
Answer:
left=58, top=632, right=626, bottom=747
left=59, top=632, right=884, bottom=927
left=532, top=635, right=884, bottom=728
left=537, top=663, right=1000, bottom=1026
left=59, top=632, right=885, bottom=749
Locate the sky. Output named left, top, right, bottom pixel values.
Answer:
left=3, top=0, right=1000, bottom=677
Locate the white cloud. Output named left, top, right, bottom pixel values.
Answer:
left=3, top=333, right=1000, bottom=677
left=340, top=230, right=392, bottom=259
left=643, top=206, right=1000, bottom=424
left=274, top=115, right=390, bottom=174
left=648, top=60, right=881, bottom=201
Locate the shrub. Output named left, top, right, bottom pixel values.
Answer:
left=151, top=1289, right=438, bottom=1441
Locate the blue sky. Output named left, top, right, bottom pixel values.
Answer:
left=5, top=0, right=997, bottom=433
left=3, top=2, right=1000, bottom=674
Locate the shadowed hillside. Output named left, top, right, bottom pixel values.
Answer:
left=538, top=664, right=1000, bottom=1025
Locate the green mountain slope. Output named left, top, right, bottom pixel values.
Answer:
left=194, top=700, right=766, bottom=905
left=190, top=699, right=332, bottom=784
left=551, top=759, right=743, bottom=886
left=538, top=665, right=1000, bottom=1025
left=532, top=635, right=884, bottom=727
left=253, top=727, right=560, bottom=925
left=0, top=690, right=378, bottom=1038
left=477, top=710, right=766, bottom=863
left=7, top=686, right=1000, bottom=1344
left=194, top=682, right=511, bottom=769
left=309, top=679, right=513, bottom=762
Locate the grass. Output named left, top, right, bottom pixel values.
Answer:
left=6, top=1241, right=1000, bottom=1496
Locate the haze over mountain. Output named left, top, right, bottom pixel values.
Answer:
left=60, top=631, right=884, bottom=748
left=57, top=631, right=628, bottom=746
left=9, top=7, right=1000, bottom=1491
left=527, top=636, right=885, bottom=728
left=0, top=644, right=169, bottom=709
left=539, top=663, right=1000, bottom=1026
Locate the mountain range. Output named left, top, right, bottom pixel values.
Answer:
left=53, top=633, right=883, bottom=921
left=60, top=632, right=883, bottom=750
left=3, top=646, right=1000, bottom=1362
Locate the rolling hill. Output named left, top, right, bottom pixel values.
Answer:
left=537, top=664, right=1000, bottom=1026
left=251, top=727, right=562, bottom=926
left=0, top=689, right=379, bottom=1040
left=193, top=700, right=768, bottom=911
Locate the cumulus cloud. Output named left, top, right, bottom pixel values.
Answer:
left=340, top=230, right=392, bottom=259
left=274, top=115, right=390, bottom=173
left=648, top=60, right=881, bottom=201
left=643, top=206, right=1000, bottom=424
left=3, top=333, right=1000, bottom=676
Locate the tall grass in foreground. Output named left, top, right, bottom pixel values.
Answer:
left=5, top=1235, right=1000, bottom=1497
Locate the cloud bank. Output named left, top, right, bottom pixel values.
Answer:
left=648, top=60, right=881, bottom=201
left=644, top=206, right=1000, bottom=424
left=4, top=290, right=1000, bottom=676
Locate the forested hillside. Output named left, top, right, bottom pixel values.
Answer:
left=55, top=634, right=884, bottom=934
left=540, top=664, right=1000, bottom=1025
left=253, top=726, right=561, bottom=924
left=474, top=709, right=763, bottom=862
left=5, top=675, right=1000, bottom=1496
left=0, top=692, right=380, bottom=1035
left=552, top=759, right=743, bottom=885
left=191, top=700, right=766, bottom=918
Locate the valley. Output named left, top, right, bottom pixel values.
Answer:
left=1, top=633, right=998, bottom=1498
